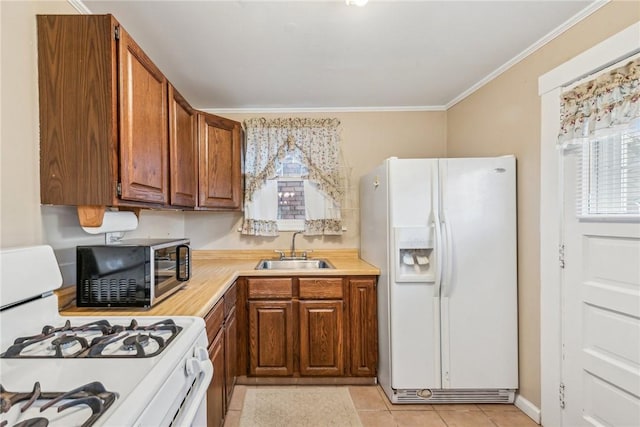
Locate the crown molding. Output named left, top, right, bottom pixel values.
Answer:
left=200, top=105, right=447, bottom=114
left=539, top=23, right=640, bottom=95
left=67, top=0, right=610, bottom=113
left=446, top=0, right=610, bottom=109
left=68, top=0, right=91, bottom=14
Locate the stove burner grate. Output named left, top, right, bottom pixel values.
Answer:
left=0, top=381, right=117, bottom=427
left=2, top=333, right=89, bottom=359
left=1, top=319, right=182, bottom=359
left=11, top=416, right=47, bottom=427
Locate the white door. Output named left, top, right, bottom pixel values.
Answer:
left=561, top=149, right=640, bottom=426
left=439, top=157, right=518, bottom=389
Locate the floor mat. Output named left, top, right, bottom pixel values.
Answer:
left=239, top=387, right=362, bottom=426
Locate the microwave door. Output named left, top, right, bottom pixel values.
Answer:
left=153, top=245, right=190, bottom=303
left=154, top=275, right=180, bottom=299
left=176, top=244, right=190, bottom=282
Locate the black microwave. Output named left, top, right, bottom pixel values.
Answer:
left=76, top=238, right=191, bottom=308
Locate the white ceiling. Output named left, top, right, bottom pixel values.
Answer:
left=79, top=0, right=597, bottom=111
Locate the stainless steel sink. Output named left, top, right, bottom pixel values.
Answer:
left=255, top=259, right=335, bottom=270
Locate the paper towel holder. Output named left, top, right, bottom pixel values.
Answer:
left=79, top=207, right=139, bottom=244
left=77, top=206, right=141, bottom=227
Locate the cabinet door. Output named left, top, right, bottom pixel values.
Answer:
left=299, top=300, right=344, bottom=376
left=349, top=278, right=378, bottom=376
left=37, top=15, right=118, bottom=206
left=168, top=84, right=197, bottom=207
left=249, top=301, right=294, bottom=376
left=118, top=27, right=168, bottom=204
left=224, top=306, right=237, bottom=407
left=198, top=113, right=242, bottom=209
left=207, top=329, right=225, bottom=427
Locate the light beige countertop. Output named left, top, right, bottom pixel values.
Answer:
left=58, top=249, right=379, bottom=318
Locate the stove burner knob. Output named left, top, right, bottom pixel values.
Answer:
left=185, top=357, right=201, bottom=376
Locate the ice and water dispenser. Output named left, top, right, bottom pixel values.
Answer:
left=394, top=226, right=435, bottom=282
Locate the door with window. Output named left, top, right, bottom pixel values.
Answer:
left=561, top=124, right=640, bottom=426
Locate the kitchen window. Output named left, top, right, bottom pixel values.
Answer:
left=241, top=118, right=344, bottom=236
left=275, top=151, right=308, bottom=231
left=577, top=124, right=640, bottom=218
left=558, top=57, right=640, bottom=220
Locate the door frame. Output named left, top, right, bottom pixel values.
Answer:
left=538, top=22, right=640, bottom=427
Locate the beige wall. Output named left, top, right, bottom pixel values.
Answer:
left=0, top=1, right=186, bottom=284
left=0, top=1, right=446, bottom=273
left=1, top=1, right=74, bottom=248
left=185, top=111, right=447, bottom=250
left=3, top=0, right=638, bottom=412
left=447, top=0, right=640, bottom=408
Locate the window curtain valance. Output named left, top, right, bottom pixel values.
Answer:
left=241, top=117, right=344, bottom=236
left=558, top=57, right=640, bottom=146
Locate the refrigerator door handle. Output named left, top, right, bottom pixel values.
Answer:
left=433, top=217, right=444, bottom=297
left=441, top=218, right=454, bottom=297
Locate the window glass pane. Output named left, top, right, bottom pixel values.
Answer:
left=277, top=180, right=305, bottom=220
left=578, top=126, right=640, bottom=217
left=275, top=151, right=307, bottom=226
left=275, top=151, right=308, bottom=177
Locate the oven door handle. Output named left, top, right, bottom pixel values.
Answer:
left=173, top=358, right=213, bottom=426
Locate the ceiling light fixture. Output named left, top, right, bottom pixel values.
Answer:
left=345, top=0, right=368, bottom=6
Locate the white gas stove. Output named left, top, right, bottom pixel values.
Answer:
left=0, top=246, right=213, bottom=427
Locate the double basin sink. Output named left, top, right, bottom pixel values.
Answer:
left=255, top=258, right=334, bottom=270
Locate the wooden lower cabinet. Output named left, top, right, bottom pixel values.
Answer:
left=241, top=276, right=377, bottom=381
left=224, top=306, right=237, bottom=407
left=349, top=278, right=378, bottom=376
left=207, top=329, right=225, bottom=427
left=204, top=282, right=238, bottom=427
left=299, top=300, right=344, bottom=376
left=248, top=301, right=294, bottom=376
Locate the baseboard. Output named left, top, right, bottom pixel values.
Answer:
left=515, top=393, right=541, bottom=424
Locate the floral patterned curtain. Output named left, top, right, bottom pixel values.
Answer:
left=558, top=57, right=639, bottom=146
left=241, top=117, right=343, bottom=236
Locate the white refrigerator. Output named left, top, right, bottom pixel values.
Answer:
left=360, top=156, right=518, bottom=404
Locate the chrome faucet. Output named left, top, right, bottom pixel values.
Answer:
left=291, top=231, right=303, bottom=259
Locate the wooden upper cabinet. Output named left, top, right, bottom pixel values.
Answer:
left=198, top=112, right=242, bottom=210
left=168, top=85, right=198, bottom=207
left=38, top=14, right=241, bottom=215
left=38, top=15, right=119, bottom=206
left=118, top=27, right=169, bottom=205
left=38, top=14, right=177, bottom=209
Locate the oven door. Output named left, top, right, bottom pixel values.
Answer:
left=170, top=361, right=212, bottom=427
left=133, top=346, right=213, bottom=427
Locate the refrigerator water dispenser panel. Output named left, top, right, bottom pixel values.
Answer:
left=394, top=226, right=434, bottom=282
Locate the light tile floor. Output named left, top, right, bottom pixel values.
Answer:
left=223, top=385, right=540, bottom=427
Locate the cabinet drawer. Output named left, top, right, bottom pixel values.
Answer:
left=224, top=282, right=237, bottom=317
left=204, top=300, right=224, bottom=344
left=299, top=278, right=343, bottom=299
left=248, top=278, right=293, bottom=299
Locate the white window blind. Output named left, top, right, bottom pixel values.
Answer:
left=577, top=126, right=640, bottom=218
